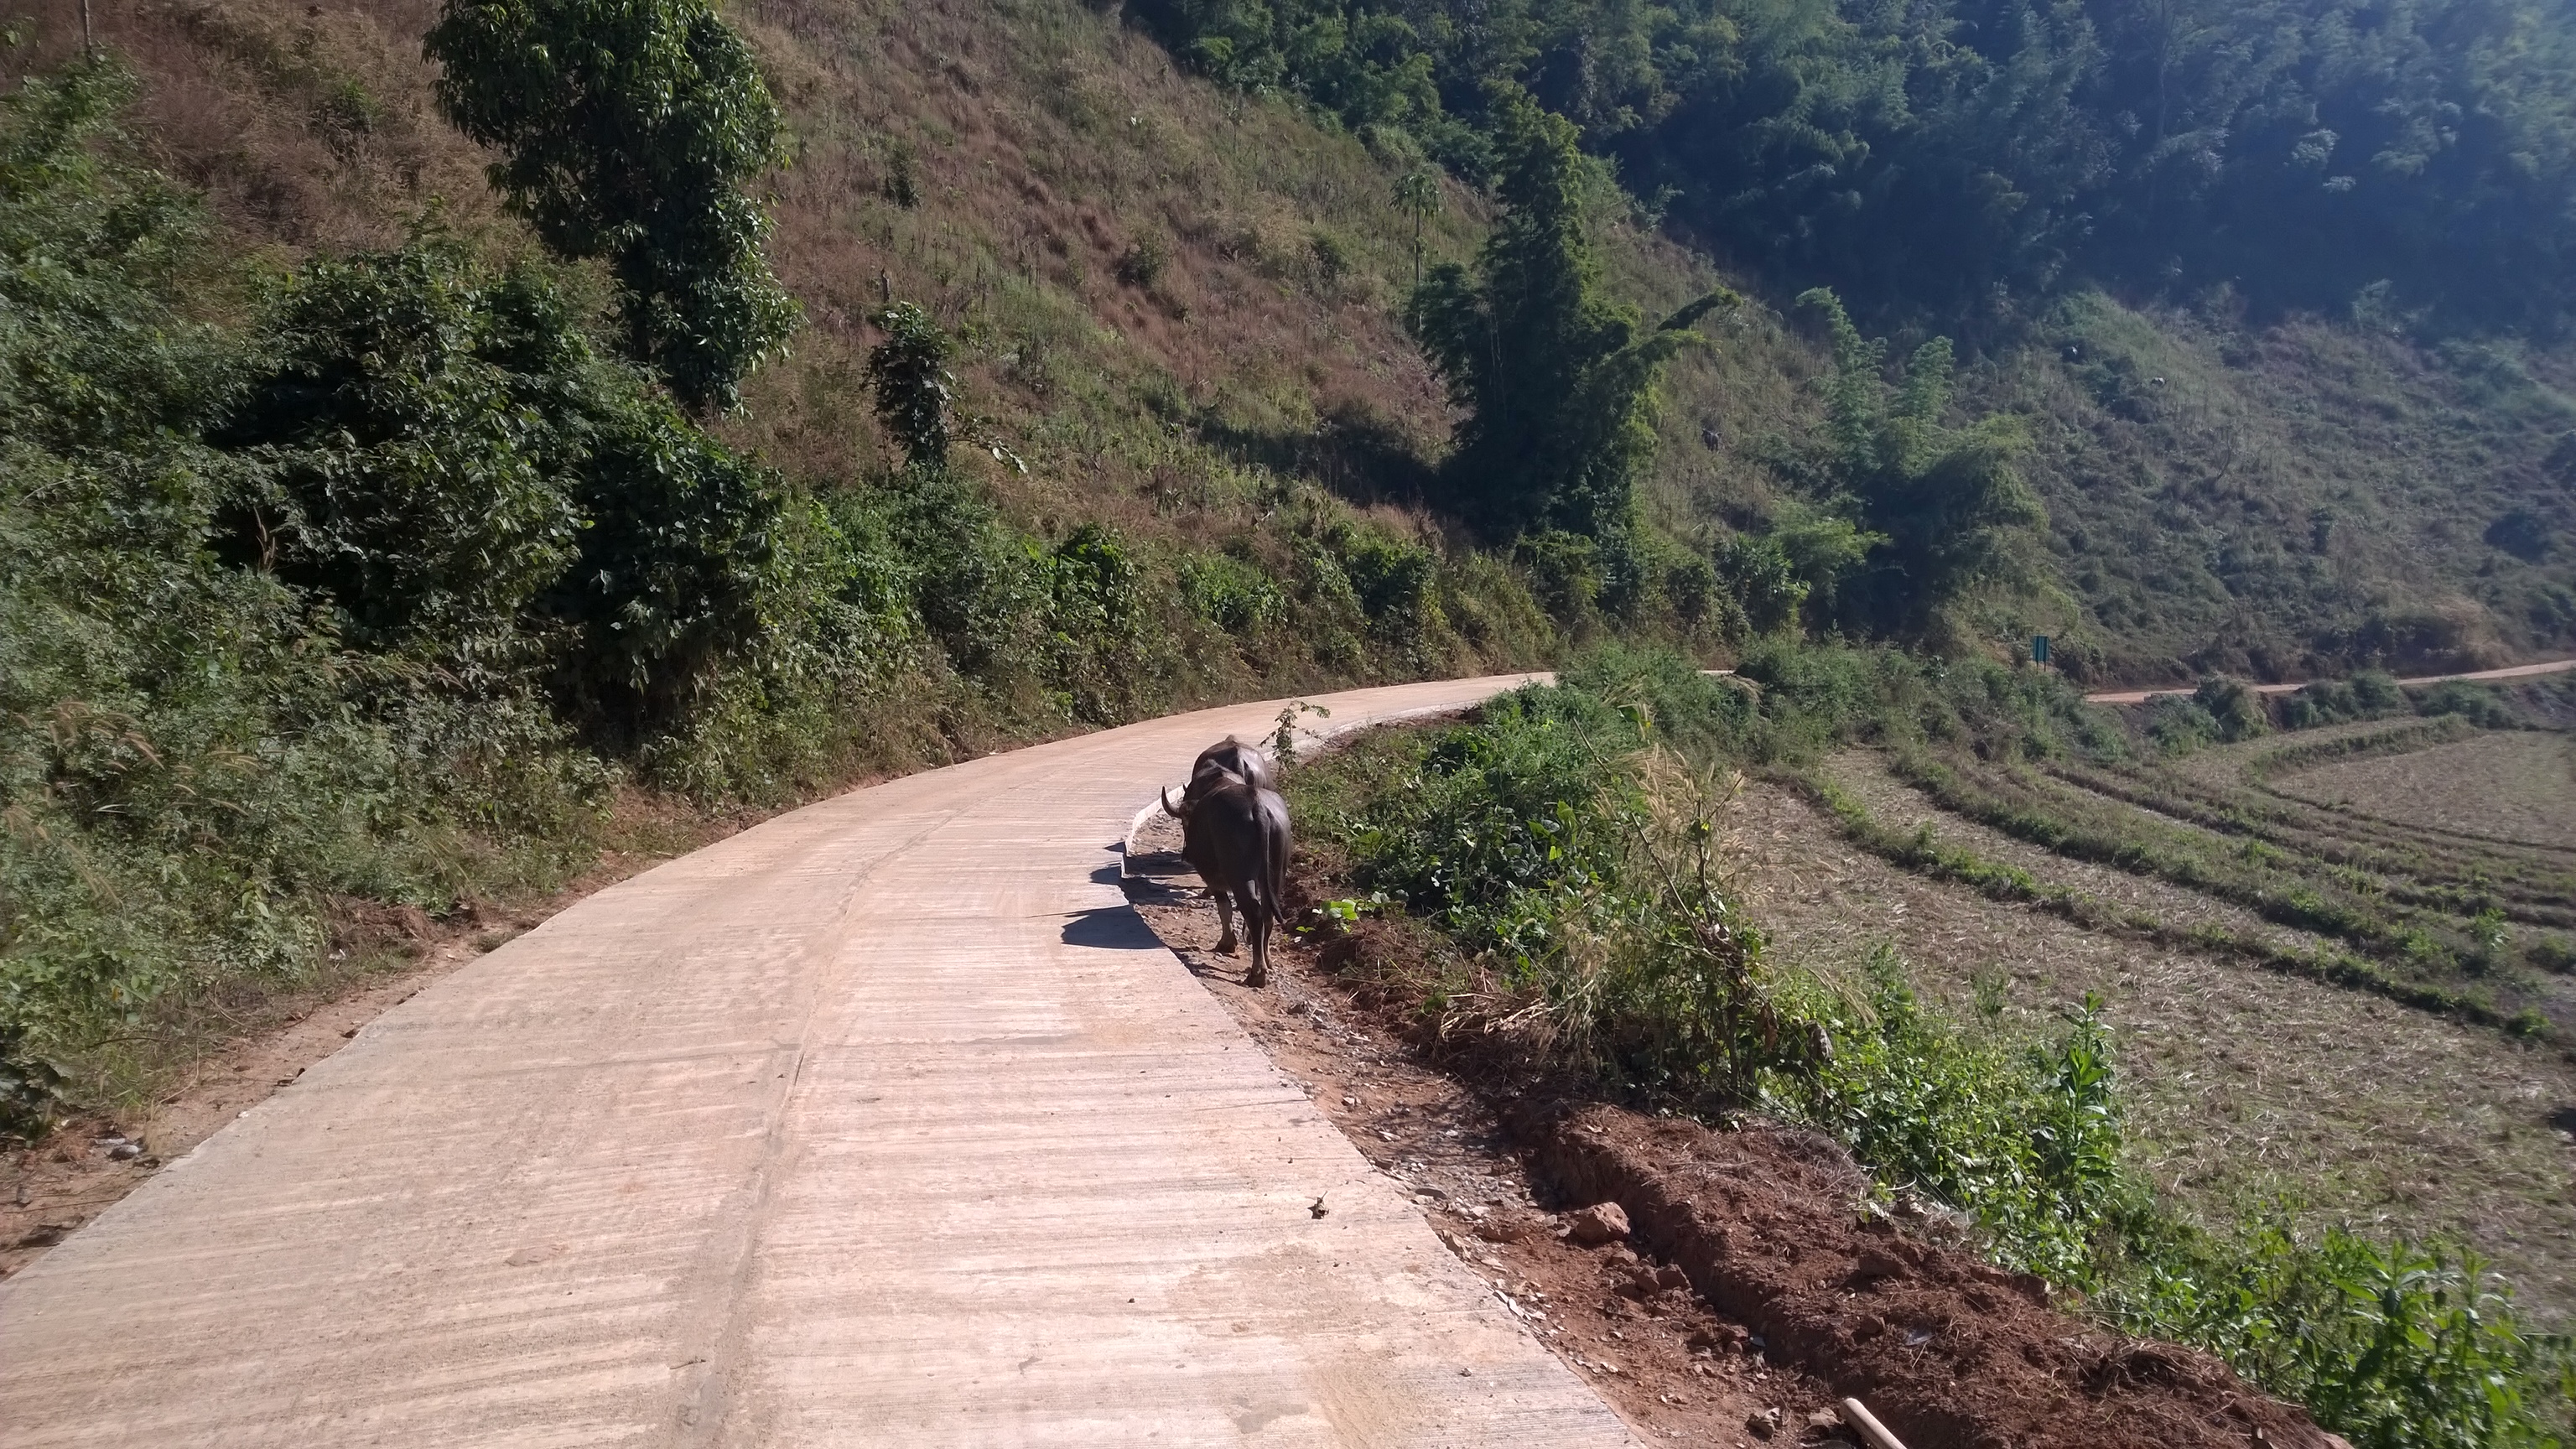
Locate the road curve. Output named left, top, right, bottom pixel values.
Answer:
left=0, top=675, right=1639, bottom=1449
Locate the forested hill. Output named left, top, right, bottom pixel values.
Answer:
left=1130, top=0, right=2576, bottom=331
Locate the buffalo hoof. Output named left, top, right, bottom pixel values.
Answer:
left=1245, top=969, right=1267, bottom=988
left=1215, top=935, right=1239, bottom=956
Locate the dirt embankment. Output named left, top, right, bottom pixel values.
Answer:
left=1521, top=1098, right=2333, bottom=1449
left=1127, top=809, right=2342, bottom=1449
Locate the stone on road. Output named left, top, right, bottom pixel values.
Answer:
left=0, top=677, right=1637, bottom=1448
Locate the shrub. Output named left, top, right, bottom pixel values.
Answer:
left=1326, top=521, right=1440, bottom=630
left=215, top=243, right=583, bottom=655
left=2147, top=695, right=2221, bottom=755
left=1713, top=532, right=1806, bottom=634
left=425, top=0, right=798, bottom=412
left=1114, top=233, right=1171, bottom=288
left=2192, top=675, right=2271, bottom=742
left=1180, top=550, right=1286, bottom=636
left=217, top=242, right=799, bottom=740
left=1298, top=661, right=2572, bottom=1445
left=2414, top=680, right=2516, bottom=728
left=1788, top=953, right=2127, bottom=1285
left=866, top=302, right=955, bottom=469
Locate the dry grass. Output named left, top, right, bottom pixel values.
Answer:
left=2272, top=732, right=2576, bottom=852
left=1728, top=771, right=2576, bottom=1327
left=0, top=0, right=1815, bottom=560
left=1821, top=752, right=2344, bottom=958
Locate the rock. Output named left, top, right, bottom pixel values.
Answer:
left=1566, top=1201, right=1630, bottom=1245
left=1654, top=1264, right=1689, bottom=1291
left=1850, top=1247, right=1908, bottom=1284
left=1746, top=1406, right=1781, bottom=1440
left=1687, top=1324, right=1750, bottom=1352
left=107, top=1143, right=141, bottom=1161
left=1807, top=1407, right=1845, bottom=1431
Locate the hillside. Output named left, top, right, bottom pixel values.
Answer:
left=10, top=0, right=2573, bottom=688
left=9, top=1, right=2576, bottom=1438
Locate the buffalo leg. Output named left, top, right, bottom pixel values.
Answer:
left=1212, top=889, right=1239, bottom=955
left=1244, top=901, right=1270, bottom=988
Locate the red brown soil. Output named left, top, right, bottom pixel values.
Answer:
left=1124, top=810, right=2342, bottom=1449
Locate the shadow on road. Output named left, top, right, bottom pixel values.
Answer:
left=1060, top=906, right=1164, bottom=950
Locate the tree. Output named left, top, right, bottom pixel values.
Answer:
left=865, top=302, right=954, bottom=470
left=1794, top=289, right=2044, bottom=636
left=1392, top=168, right=1439, bottom=290
left=1406, top=86, right=1732, bottom=539
left=216, top=240, right=793, bottom=725
left=424, top=0, right=798, bottom=413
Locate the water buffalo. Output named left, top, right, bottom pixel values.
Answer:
left=1183, top=735, right=1273, bottom=797
left=1161, top=738, right=1291, bottom=987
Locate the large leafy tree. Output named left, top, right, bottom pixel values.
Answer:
left=424, top=0, right=798, bottom=413
left=217, top=241, right=795, bottom=728
left=1407, top=86, right=1732, bottom=539
left=1796, top=289, right=2044, bottom=636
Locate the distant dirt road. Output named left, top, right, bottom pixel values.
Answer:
left=0, top=674, right=1642, bottom=1447
left=2085, top=657, right=2576, bottom=706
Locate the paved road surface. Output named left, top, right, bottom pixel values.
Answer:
left=0, top=676, right=1639, bottom=1449
left=2085, top=656, right=2576, bottom=705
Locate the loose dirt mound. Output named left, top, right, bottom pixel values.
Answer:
left=1519, top=1099, right=2336, bottom=1449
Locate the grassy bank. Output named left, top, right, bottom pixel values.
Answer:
left=1285, top=645, right=2570, bottom=1448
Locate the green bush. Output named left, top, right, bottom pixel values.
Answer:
left=1180, top=549, right=1287, bottom=636
left=2192, top=676, right=2272, bottom=743
left=219, top=240, right=805, bottom=743
left=1785, top=952, right=2126, bottom=1285
left=0, top=65, right=590, bottom=1114
left=2414, top=680, right=2517, bottom=728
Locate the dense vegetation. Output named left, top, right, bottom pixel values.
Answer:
left=1130, top=0, right=2576, bottom=331
left=1287, top=647, right=2572, bottom=1447
left=0, top=47, right=1585, bottom=1132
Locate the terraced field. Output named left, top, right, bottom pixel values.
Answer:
left=2272, top=731, right=2576, bottom=851
left=1740, top=710, right=2576, bottom=1324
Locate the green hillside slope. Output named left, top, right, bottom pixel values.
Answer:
left=3, top=0, right=2573, bottom=1123
left=13, top=0, right=2570, bottom=684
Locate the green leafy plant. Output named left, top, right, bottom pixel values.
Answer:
left=1792, top=289, right=2044, bottom=638
left=425, top=0, right=798, bottom=412
left=1405, top=85, right=1733, bottom=540
left=1272, top=700, right=1331, bottom=768
left=865, top=301, right=955, bottom=469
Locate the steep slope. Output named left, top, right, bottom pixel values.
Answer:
left=11, top=0, right=2568, bottom=685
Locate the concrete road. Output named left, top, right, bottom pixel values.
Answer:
left=2084, top=656, right=2576, bottom=705
left=0, top=676, right=1639, bottom=1449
